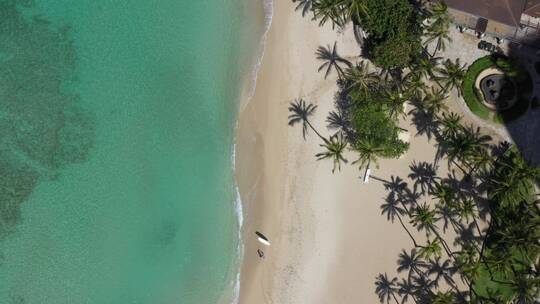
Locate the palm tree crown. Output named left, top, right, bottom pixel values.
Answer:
left=422, top=87, right=448, bottom=115
left=436, top=58, right=466, bottom=96
left=411, top=202, right=439, bottom=236
left=312, top=0, right=346, bottom=28
left=342, top=60, right=379, bottom=93
left=351, top=137, right=384, bottom=171
left=439, top=112, right=462, bottom=140
left=315, top=132, right=348, bottom=173
left=382, top=88, right=407, bottom=120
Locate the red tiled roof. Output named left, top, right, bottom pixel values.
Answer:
left=444, top=0, right=527, bottom=27
left=524, top=0, right=540, bottom=18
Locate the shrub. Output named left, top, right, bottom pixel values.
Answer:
left=359, top=0, right=422, bottom=70
left=348, top=86, right=409, bottom=159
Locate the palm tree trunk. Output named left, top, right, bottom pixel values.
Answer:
left=447, top=277, right=466, bottom=302
left=451, top=159, right=470, bottom=177
left=477, top=215, right=496, bottom=279
left=397, top=214, right=419, bottom=248
left=431, top=228, right=453, bottom=257
left=306, top=120, right=326, bottom=142
left=472, top=217, right=483, bottom=242
left=399, top=201, right=412, bottom=217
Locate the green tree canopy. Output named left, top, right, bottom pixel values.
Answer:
left=349, top=94, right=409, bottom=159
left=360, top=0, right=422, bottom=69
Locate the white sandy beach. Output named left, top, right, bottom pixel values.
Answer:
left=235, top=1, right=480, bottom=303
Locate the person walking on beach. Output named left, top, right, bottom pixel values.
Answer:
left=257, top=249, right=265, bottom=259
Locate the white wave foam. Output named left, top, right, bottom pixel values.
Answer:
left=230, top=1, right=274, bottom=303
left=240, top=0, right=274, bottom=111
left=229, top=183, right=244, bottom=304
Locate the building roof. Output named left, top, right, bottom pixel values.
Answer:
left=524, top=0, right=540, bottom=18
left=445, top=0, right=527, bottom=27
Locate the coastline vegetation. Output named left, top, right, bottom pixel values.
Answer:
left=290, top=0, right=540, bottom=303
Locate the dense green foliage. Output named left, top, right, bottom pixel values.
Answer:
left=361, top=0, right=422, bottom=69
left=349, top=91, right=409, bottom=159
left=306, top=0, right=422, bottom=69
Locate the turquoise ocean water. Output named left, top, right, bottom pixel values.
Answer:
left=0, top=0, right=266, bottom=303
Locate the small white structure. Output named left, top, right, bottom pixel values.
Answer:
left=257, top=237, right=271, bottom=246
left=363, top=168, right=371, bottom=183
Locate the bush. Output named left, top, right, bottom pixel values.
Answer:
left=359, top=0, right=422, bottom=70
left=370, top=32, right=421, bottom=69
left=348, top=87, right=409, bottom=159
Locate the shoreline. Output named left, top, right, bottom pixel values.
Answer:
left=234, top=1, right=364, bottom=301
left=225, top=0, right=275, bottom=303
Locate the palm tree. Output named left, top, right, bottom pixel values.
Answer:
left=382, top=88, right=407, bottom=120
left=411, top=50, right=440, bottom=80
left=487, top=148, right=540, bottom=209
left=351, top=137, right=383, bottom=171
left=431, top=181, right=455, bottom=207
left=436, top=58, right=466, bottom=96
left=454, top=247, right=480, bottom=292
left=419, top=238, right=443, bottom=259
left=410, top=202, right=438, bottom=237
left=381, top=197, right=419, bottom=247
left=288, top=99, right=325, bottom=140
left=316, top=42, right=351, bottom=79
left=457, top=198, right=482, bottom=238
left=403, top=71, right=425, bottom=99
left=342, top=61, right=379, bottom=93
left=443, top=125, right=491, bottom=174
left=410, top=202, right=452, bottom=256
left=315, top=133, right=348, bottom=173
left=397, top=249, right=427, bottom=280
left=422, top=87, right=448, bottom=115
left=439, top=112, right=462, bottom=140
left=469, top=147, right=492, bottom=174
left=431, top=291, right=456, bottom=304
left=293, top=0, right=313, bottom=17
left=428, top=1, right=449, bottom=22
left=435, top=201, right=462, bottom=234
left=344, top=0, right=367, bottom=25
left=312, top=0, right=346, bottom=28
left=424, top=17, right=451, bottom=56
left=509, top=272, right=540, bottom=304
left=375, top=273, right=400, bottom=304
